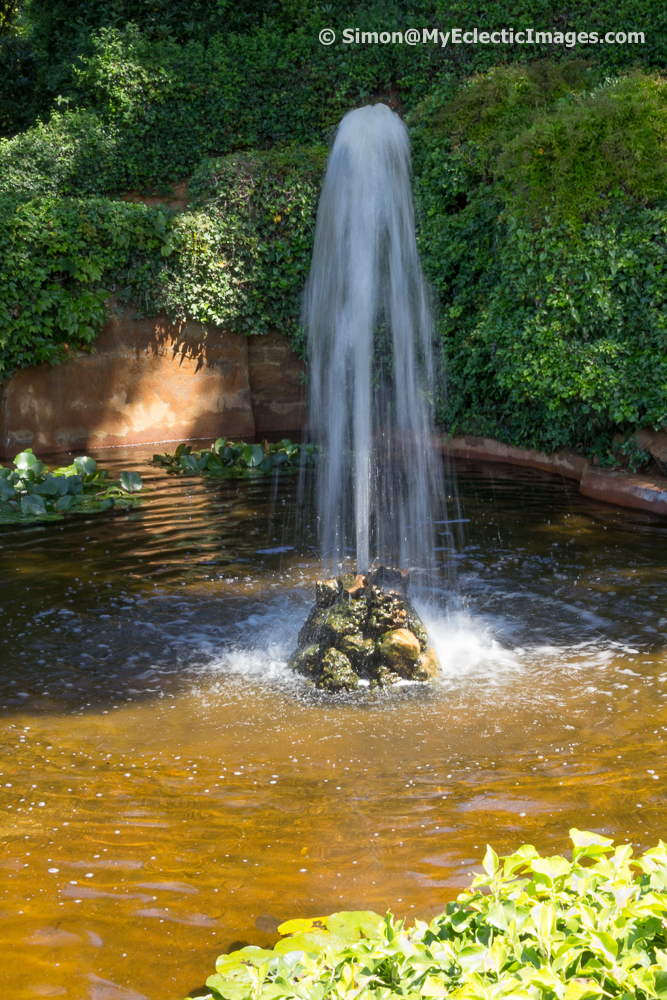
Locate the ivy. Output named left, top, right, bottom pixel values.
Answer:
left=0, top=193, right=174, bottom=377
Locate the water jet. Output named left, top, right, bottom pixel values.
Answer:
left=292, top=103, right=447, bottom=684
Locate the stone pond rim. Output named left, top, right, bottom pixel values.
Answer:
left=289, top=567, right=439, bottom=692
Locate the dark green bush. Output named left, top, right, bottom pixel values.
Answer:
left=0, top=146, right=323, bottom=379
left=161, top=146, right=324, bottom=342
left=0, top=194, right=174, bottom=377
left=412, top=66, right=667, bottom=457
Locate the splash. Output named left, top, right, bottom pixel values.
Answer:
left=304, top=103, right=446, bottom=580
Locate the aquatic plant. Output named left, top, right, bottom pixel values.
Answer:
left=152, top=438, right=318, bottom=478
left=0, top=448, right=143, bottom=524
left=188, top=830, right=667, bottom=1000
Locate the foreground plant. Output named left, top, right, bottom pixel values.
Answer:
left=0, top=450, right=143, bottom=524
left=188, top=830, right=667, bottom=1000
left=153, top=438, right=318, bottom=478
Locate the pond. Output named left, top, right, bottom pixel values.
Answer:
left=1, top=447, right=667, bottom=1000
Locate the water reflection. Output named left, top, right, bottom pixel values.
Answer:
left=1, top=448, right=667, bottom=999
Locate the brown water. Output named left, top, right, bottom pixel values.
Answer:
left=1, top=448, right=667, bottom=1000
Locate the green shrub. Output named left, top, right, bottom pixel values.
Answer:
left=190, top=831, right=667, bottom=1000
left=412, top=66, right=667, bottom=457
left=161, top=147, right=324, bottom=341
left=0, top=145, right=324, bottom=380
left=0, top=193, right=175, bottom=377
left=419, top=65, right=667, bottom=223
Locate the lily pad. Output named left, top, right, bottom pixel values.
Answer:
left=243, top=444, right=265, bottom=467
left=119, top=471, right=143, bottom=492
left=74, top=455, right=97, bottom=476
left=20, top=494, right=46, bottom=515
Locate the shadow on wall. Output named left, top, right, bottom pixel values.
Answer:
left=0, top=310, right=306, bottom=458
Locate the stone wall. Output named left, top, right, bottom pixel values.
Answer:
left=0, top=311, right=306, bottom=458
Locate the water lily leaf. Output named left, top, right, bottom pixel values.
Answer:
left=0, top=479, right=15, bottom=500
left=175, top=443, right=186, bottom=459
left=34, top=476, right=59, bottom=496
left=14, top=450, right=37, bottom=470
left=243, top=444, right=264, bottom=467
left=66, top=476, right=83, bottom=495
left=21, top=494, right=46, bottom=515
left=213, top=437, right=227, bottom=454
left=326, top=911, right=383, bottom=941
left=0, top=466, right=10, bottom=479
left=278, top=917, right=329, bottom=936
left=52, top=475, right=70, bottom=496
left=55, top=494, right=74, bottom=512
left=74, top=455, right=97, bottom=476
left=215, top=946, right=276, bottom=976
left=273, top=931, right=347, bottom=956
left=258, top=456, right=274, bottom=472
left=119, top=471, right=143, bottom=493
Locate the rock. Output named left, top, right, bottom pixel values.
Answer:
left=368, top=588, right=409, bottom=635
left=317, top=648, right=358, bottom=692
left=339, top=634, right=375, bottom=668
left=371, top=566, right=410, bottom=594
left=298, top=606, right=330, bottom=646
left=288, top=643, right=319, bottom=676
left=323, top=597, right=369, bottom=644
left=406, top=610, right=428, bottom=650
left=377, top=628, right=422, bottom=678
left=316, top=577, right=341, bottom=607
left=289, top=572, right=438, bottom=691
left=414, top=647, right=439, bottom=681
left=372, top=664, right=402, bottom=687
left=340, top=573, right=368, bottom=598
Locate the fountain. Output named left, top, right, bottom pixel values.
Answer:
left=290, top=103, right=445, bottom=690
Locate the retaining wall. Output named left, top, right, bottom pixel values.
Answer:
left=0, top=311, right=306, bottom=458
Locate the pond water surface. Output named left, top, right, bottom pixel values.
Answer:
left=2, top=447, right=667, bottom=1000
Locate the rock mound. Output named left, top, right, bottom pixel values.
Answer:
left=289, top=569, right=439, bottom=692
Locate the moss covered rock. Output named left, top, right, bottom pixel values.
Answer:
left=289, top=568, right=439, bottom=691
left=376, top=628, right=421, bottom=678
left=318, top=648, right=358, bottom=692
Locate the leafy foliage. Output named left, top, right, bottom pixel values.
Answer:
left=423, top=65, right=667, bottom=223
left=161, top=147, right=324, bottom=338
left=0, top=448, right=144, bottom=524
left=0, top=193, right=175, bottom=377
left=189, top=832, right=667, bottom=1000
left=411, top=67, right=667, bottom=458
left=0, top=144, right=322, bottom=379
left=153, top=437, right=318, bottom=477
